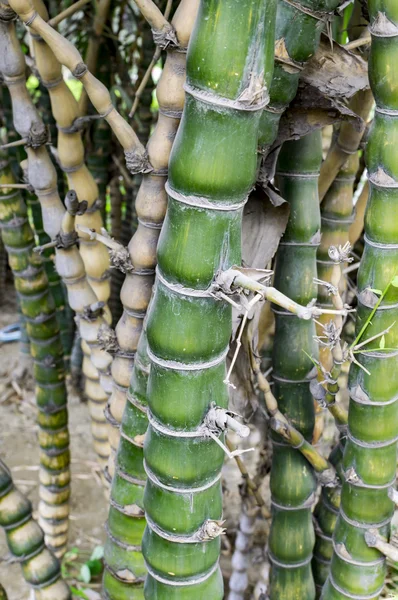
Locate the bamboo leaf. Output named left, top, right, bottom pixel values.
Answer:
left=391, top=275, right=398, bottom=287
left=70, top=587, right=90, bottom=600
left=89, top=546, right=104, bottom=561
left=379, top=335, right=386, bottom=349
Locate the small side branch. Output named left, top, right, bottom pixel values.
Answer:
left=133, top=0, right=178, bottom=49
left=48, top=0, right=91, bottom=28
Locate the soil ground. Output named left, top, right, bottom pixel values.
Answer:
left=0, top=283, right=108, bottom=600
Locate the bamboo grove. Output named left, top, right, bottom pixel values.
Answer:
left=0, top=0, right=397, bottom=599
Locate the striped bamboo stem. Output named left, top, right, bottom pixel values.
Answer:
left=321, top=1, right=398, bottom=597
left=0, top=458, right=70, bottom=600
left=105, top=0, right=200, bottom=480
left=0, top=159, right=70, bottom=558
left=140, top=1, right=275, bottom=597
left=0, top=11, right=113, bottom=471
left=258, top=0, right=343, bottom=174
left=269, top=131, right=322, bottom=599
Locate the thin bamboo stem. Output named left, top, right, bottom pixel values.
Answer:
left=77, top=0, right=112, bottom=116
left=48, top=0, right=91, bottom=28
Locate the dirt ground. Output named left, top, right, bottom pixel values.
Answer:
left=0, top=284, right=108, bottom=600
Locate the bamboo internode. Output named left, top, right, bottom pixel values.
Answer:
left=268, top=132, right=322, bottom=599
left=0, top=459, right=70, bottom=600
left=321, top=2, right=398, bottom=597
left=0, top=160, right=70, bottom=557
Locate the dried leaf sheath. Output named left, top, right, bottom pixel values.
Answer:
left=269, top=132, right=322, bottom=599
left=321, top=2, right=398, bottom=598
left=0, top=459, right=70, bottom=600
left=0, top=160, right=70, bottom=558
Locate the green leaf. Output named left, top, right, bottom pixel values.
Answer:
left=379, top=335, right=385, bottom=349
left=368, top=288, right=382, bottom=295
left=90, top=546, right=104, bottom=561
left=70, top=586, right=89, bottom=600
left=86, top=558, right=103, bottom=577
left=79, top=564, right=91, bottom=584
left=391, top=275, right=398, bottom=288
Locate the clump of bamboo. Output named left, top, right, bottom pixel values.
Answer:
left=0, top=458, right=70, bottom=600
left=268, top=132, right=322, bottom=599
left=106, top=0, right=200, bottom=479
left=321, top=1, right=398, bottom=597
left=0, top=158, right=70, bottom=557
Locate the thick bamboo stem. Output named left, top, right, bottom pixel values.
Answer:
left=0, top=458, right=70, bottom=599
left=268, top=132, right=322, bottom=599
left=321, top=2, right=398, bottom=597
left=108, top=2, right=277, bottom=598
left=0, top=160, right=70, bottom=558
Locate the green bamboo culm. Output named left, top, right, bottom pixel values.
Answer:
left=0, top=458, right=70, bottom=600
left=0, top=160, right=70, bottom=558
left=24, top=184, right=75, bottom=368
left=103, top=1, right=277, bottom=598
left=311, top=155, right=357, bottom=595
left=321, top=1, right=398, bottom=598
left=258, top=0, right=343, bottom=171
left=268, top=131, right=322, bottom=600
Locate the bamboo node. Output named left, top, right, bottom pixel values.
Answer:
left=199, top=519, right=226, bottom=541
left=151, top=24, right=178, bottom=50
left=81, top=301, right=105, bottom=321
left=124, top=148, right=153, bottom=175
left=26, top=123, right=50, bottom=149
left=97, top=324, right=119, bottom=354
left=23, top=11, right=38, bottom=27
left=65, top=190, right=88, bottom=216
left=0, top=5, right=16, bottom=22
left=72, top=62, right=88, bottom=79
left=204, top=404, right=250, bottom=439
left=328, top=242, right=353, bottom=264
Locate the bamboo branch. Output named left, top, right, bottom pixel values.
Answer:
left=132, top=0, right=177, bottom=48
left=48, top=0, right=91, bottom=28
left=8, top=0, right=151, bottom=173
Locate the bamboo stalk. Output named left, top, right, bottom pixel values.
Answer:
left=268, top=132, right=322, bottom=599
left=137, top=1, right=276, bottom=597
left=321, top=2, right=398, bottom=597
left=0, top=12, right=113, bottom=472
left=0, top=160, right=70, bottom=558
left=25, top=0, right=117, bottom=464
left=318, top=90, right=374, bottom=203
left=0, top=458, right=70, bottom=599
left=102, top=2, right=202, bottom=597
